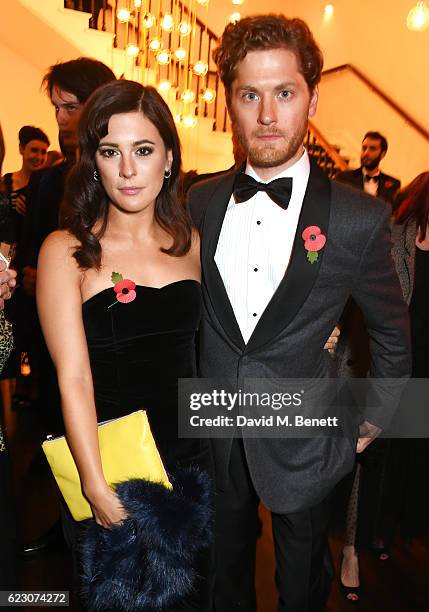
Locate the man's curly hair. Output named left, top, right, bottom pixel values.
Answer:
left=213, top=14, right=323, bottom=94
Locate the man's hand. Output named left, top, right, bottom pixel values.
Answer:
left=0, top=261, right=17, bottom=308
left=324, top=324, right=340, bottom=353
left=22, top=265, right=37, bottom=296
left=356, top=420, right=382, bottom=453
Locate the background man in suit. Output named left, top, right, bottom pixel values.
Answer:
left=337, top=131, right=400, bottom=203
left=187, top=14, right=410, bottom=612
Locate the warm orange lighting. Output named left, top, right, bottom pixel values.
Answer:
left=134, top=0, right=142, bottom=7
left=229, top=12, right=241, bottom=23
left=197, top=0, right=209, bottom=5
left=232, top=0, right=244, bottom=4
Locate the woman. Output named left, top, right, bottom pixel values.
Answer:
left=0, top=122, right=17, bottom=590
left=1, top=125, right=49, bottom=237
left=36, top=80, right=213, bottom=610
left=338, top=172, right=429, bottom=601
left=0, top=126, right=49, bottom=412
left=392, top=172, right=429, bottom=539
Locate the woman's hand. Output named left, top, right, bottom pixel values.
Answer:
left=0, top=263, right=16, bottom=308
left=14, top=193, right=27, bottom=216
left=86, top=484, right=128, bottom=528
left=324, top=324, right=340, bottom=354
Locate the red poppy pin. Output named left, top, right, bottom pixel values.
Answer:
left=302, top=226, right=326, bottom=264
left=385, top=180, right=393, bottom=188
left=108, top=272, right=137, bottom=308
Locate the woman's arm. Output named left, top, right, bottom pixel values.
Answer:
left=37, top=231, right=126, bottom=527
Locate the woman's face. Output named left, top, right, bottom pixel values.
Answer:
left=95, top=111, right=172, bottom=214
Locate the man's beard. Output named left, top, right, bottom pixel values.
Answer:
left=234, top=119, right=308, bottom=170
left=361, top=155, right=382, bottom=171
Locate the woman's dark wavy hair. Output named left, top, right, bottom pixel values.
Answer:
left=61, top=80, right=189, bottom=270
left=213, top=14, right=323, bottom=95
left=394, top=172, right=429, bottom=241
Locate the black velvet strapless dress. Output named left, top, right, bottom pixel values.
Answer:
left=81, top=279, right=210, bottom=475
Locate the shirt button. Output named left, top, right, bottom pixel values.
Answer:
left=256, top=220, right=261, bottom=225
left=253, top=268, right=258, bottom=272
left=253, top=313, right=258, bottom=317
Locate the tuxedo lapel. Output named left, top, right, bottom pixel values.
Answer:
left=201, top=169, right=246, bottom=351
left=245, top=161, right=331, bottom=353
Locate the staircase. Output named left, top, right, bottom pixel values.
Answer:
left=1, top=0, right=349, bottom=176
left=65, top=1, right=350, bottom=177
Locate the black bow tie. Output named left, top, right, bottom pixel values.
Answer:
left=364, top=174, right=379, bottom=183
left=233, top=173, right=293, bottom=209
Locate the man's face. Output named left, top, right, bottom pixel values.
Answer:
left=228, top=48, right=318, bottom=180
left=360, top=137, right=385, bottom=171
left=51, top=85, right=83, bottom=152
left=20, top=139, right=48, bottom=173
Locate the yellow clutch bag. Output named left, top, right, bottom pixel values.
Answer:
left=42, top=410, right=172, bottom=522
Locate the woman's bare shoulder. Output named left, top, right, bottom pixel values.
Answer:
left=38, top=230, right=81, bottom=273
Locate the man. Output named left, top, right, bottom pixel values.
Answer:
left=22, top=57, right=116, bottom=272
left=17, top=58, right=115, bottom=555
left=337, top=131, right=400, bottom=203
left=187, top=15, right=410, bottom=612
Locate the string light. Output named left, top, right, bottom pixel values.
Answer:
left=149, top=38, right=161, bottom=51
left=161, top=14, right=174, bottom=32
left=158, top=80, right=172, bottom=93
left=156, top=49, right=171, bottom=65
left=126, top=44, right=140, bottom=57
left=202, top=88, right=216, bottom=103
left=182, top=115, right=198, bottom=128
left=407, top=2, right=429, bottom=31
left=143, top=12, right=156, bottom=28
left=178, top=21, right=192, bottom=36
left=117, top=8, right=131, bottom=23
left=324, top=4, right=334, bottom=19
left=181, top=90, right=195, bottom=103
left=193, top=60, right=209, bottom=76
left=175, top=47, right=187, bottom=61
left=229, top=12, right=241, bottom=23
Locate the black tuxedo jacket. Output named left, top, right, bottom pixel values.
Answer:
left=336, top=167, right=400, bottom=203
left=188, top=162, right=410, bottom=514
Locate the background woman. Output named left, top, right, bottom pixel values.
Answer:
left=36, top=80, right=213, bottom=610
left=0, top=125, right=49, bottom=415
left=392, top=172, right=429, bottom=539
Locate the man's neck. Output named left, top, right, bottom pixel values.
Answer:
left=363, top=166, right=380, bottom=177
left=248, top=147, right=306, bottom=181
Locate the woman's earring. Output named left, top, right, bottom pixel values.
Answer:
left=164, top=169, right=171, bottom=179
left=93, top=170, right=100, bottom=182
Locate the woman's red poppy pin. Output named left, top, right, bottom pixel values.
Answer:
left=108, top=272, right=137, bottom=308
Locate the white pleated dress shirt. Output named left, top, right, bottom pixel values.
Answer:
left=362, top=170, right=380, bottom=196
left=215, top=149, right=311, bottom=343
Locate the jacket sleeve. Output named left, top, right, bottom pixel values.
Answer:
left=351, top=206, right=411, bottom=429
